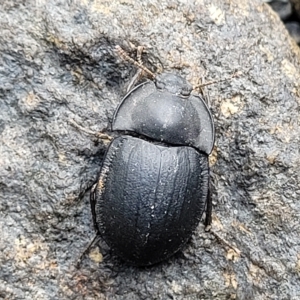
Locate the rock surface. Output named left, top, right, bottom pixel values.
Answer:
left=1, top=0, right=300, bottom=299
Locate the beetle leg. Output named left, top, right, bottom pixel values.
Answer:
left=205, top=184, right=212, bottom=227
left=68, top=119, right=113, bottom=142
left=126, top=46, right=146, bottom=92
left=193, top=71, right=240, bottom=90
left=115, top=45, right=155, bottom=79
left=202, top=87, right=212, bottom=109
left=90, top=183, right=98, bottom=231
left=204, top=182, right=241, bottom=256
left=209, top=230, right=241, bottom=257
left=76, top=234, right=100, bottom=268
left=136, top=45, right=144, bottom=66
left=126, top=69, right=143, bottom=92
left=75, top=175, right=102, bottom=268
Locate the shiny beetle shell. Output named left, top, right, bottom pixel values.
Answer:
left=91, top=73, right=214, bottom=266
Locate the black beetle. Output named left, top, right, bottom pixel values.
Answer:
left=90, top=53, right=214, bottom=266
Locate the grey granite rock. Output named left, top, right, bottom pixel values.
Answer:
left=1, top=0, right=300, bottom=299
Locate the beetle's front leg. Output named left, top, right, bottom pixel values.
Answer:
left=68, top=119, right=113, bottom=141
left=123, top=45, right=147, bottom=92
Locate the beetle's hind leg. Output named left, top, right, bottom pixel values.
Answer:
left=204, top=182, right=241, bottom=257
left=90, top=183, right=99, bottom=231
left=76, top=234, right=101, bottom=268
left=76, top=183, right=102, bottom=268
left=205, top=186, right=212, bottom=227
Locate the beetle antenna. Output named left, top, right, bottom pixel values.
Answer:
left=115, top=45, right=156, bottom=79
left=194, top=72, right=239, bottom=89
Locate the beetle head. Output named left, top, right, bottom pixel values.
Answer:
left=155, top=73, right=192, bottom=98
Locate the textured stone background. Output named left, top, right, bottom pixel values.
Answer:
left=1, top=0, right=300, bottom=299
